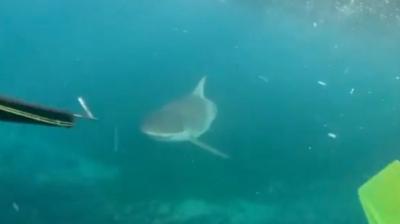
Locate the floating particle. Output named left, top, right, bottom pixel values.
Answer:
left=395, top=76, right=400, bottom=80
left=328, top=133, right=337, bottom=139
left=12, top=202, right=19, bottom=212
left=318, top=81, right=327, bottom=86
left=307, top=146, right=312, bottom=150
left=313, top=22, right=318, bottom=27
left=350, top=88, right=355, bottom=95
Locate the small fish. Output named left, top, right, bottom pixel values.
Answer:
left=318, top=81, right=327, bottom=86
left=12, top=202, right=19, bottom=212
left=328, top=133, right=337, bottom=139
left=258, top=75, right=269, bottom=84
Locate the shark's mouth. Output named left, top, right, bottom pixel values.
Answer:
left=143, top=130, right=189, bottom=142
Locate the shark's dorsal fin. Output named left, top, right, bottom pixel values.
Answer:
left=192, top=76, right=207, bottom=98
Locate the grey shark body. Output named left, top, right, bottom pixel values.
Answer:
left=141, top=77, right=229, bottom=159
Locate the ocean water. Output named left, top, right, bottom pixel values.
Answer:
left=0, top=0, right=400, bottom=223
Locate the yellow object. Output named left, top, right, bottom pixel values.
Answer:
left=358, top=160, right=400, bottom=224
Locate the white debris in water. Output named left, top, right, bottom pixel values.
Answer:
left=12, top=202, right=19, bottom=212
left=349, top=88, right=355, bottom=95
left=307, top=146, right=313, bottom=150
left=313, top=22, right=318, bottom=27
left=318, top=81, right=327, bottom=86
left=113, top=127, right=119, bottom=152
left=77, top=97, right=96, bottom=119
left=258, top=75, right=269, bottom=83
left=395, top=76, right=400, bottom=80
left=327, top=133, right=337, bottom=139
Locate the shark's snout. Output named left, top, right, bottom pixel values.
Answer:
left=140, top=121, right=162, bottom=138
left=141, top=118, right=178, bottom=141
left=140, top=122, right=152, bottom=134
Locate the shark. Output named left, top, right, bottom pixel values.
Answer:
left=141, top=76, right=229, bottom=159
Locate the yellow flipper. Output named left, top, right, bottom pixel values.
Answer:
left=358, top=160, right=400, bottom=224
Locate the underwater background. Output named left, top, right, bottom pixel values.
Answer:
left=0, top=0, right=400, bottom=223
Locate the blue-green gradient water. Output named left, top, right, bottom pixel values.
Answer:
left=1, top=0, right=400, bottom=223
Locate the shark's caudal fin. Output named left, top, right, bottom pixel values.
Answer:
left=189, top=138, right=229, bottom=159
left=192, top=76, right=207, bottom=98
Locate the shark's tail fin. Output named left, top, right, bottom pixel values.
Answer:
left=189, top=138, right=230, bottom=159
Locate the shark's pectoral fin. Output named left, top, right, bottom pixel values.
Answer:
left=189, top=138, right=230, bottom=159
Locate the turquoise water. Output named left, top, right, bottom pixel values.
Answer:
left=1, top=0, right=400, bottom=223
